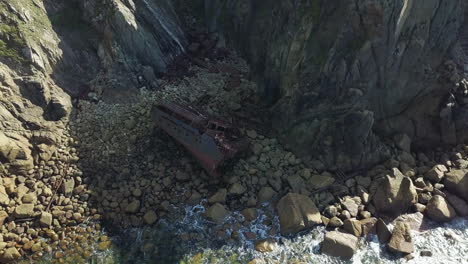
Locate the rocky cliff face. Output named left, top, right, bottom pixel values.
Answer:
left=0, top=0, right=186, bottom=174
left=200, top=0, right=464, bottom=171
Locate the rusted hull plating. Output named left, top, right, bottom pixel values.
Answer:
left=152, top=103, right=248, bottom=177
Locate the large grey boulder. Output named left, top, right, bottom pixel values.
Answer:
left=371, top=168, right=417, bottom=217
left=425, top=195, right=457, bottom=222
left=444, top=169, right=468, bottom=202
left=276, top=193, right=322, bottom=235
left=388, top=221, right=414, bottom=254
left=321, top=231, right=359, bottom=260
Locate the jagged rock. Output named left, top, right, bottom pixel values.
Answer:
left=276, top=193, right=322, bottom=235
left=321, top=231, right=358, bottom=260
left=208, top=189, right=227, bottom=204
left=343, top=218, right=362, bottom=237
left=257, top=186, right=277, bottom=204
left=15, top=204, right=34, bottom=218
left=444, top=192, right=468, bottom=216
left=372, top=168, right=417, bottom=216
left=204, top=203, right=229, bottom=224
left=388, top=221, right=414, bottom=254
left=425, top=165, right=448, bottom=183
left=39, top=212, right=52, bottom=227
left=254, top=238, right=278, bottom=253
left=444, top=169, right=468, bottom=202
left=143, top=210, right=158, bottom=225
left=376, top=219, right=391, bottom=244
left=425, top=195, right=457, bottom=222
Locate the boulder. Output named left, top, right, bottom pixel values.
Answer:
left=341, top=197, right=359, bottom=217
left=204, top=203, right=229, bottom=224
left=360, top=217, right=378, bottom=236
left=143, top=210, right=158, bottom=225
left=241, top=208, right=257, bottom=222
left=444, top=169, right=468, bottom=202
left=328, top=216, right=344, bottom=227
left=321, top=231, right=358, bottom=260
left=424, top=165, right=448, bottom=183
left=257, top=187, right=277, bottom=204
left=276, top=193, right=322, bottom=235
left=125, top=200, right=140, bottom=213
left=307, top=173, right=335, bottom=190
left=15, top=204, right=34, bottom=218
left=39, top=212, right=52, bottom=227
left=287, top=175, right=305, bottom=192
left=208, top=189, right=227, bottom=204
left=254, top=238, right=278, bottom=253
left=372, top=168, right=417, bottom=216
left=444, top=192, right=468, bottom=216
left=425, top=195, right=457, bottom=222
left=0, top=247, right=21, bottom=263
left=343, top=218, right=362, bottom=237
left=388, top=221, right=414, bottom=254
left=376, top=219, right=391, bottom=244
left=392, top=212, right=424, bottom=231
left=229, top=183, right=246, bottom=195
left=0, top=211, right=8, bottom=226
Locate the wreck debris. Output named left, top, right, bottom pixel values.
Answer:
left=152, top=102, right=250, bottom=177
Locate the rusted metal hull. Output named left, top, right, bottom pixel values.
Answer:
left=152, top=103, right=248, bottom=177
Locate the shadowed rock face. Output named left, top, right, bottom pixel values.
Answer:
left=199, top=0, right=464, bottom=171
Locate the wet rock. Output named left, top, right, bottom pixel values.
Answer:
left=376, top=219, right=391, bottom=244
left=444, top=169, right=468, bottom=202
left=328, top=216, right=344, bottom=227
left=143, top=210, right=158, bottom=225
left=276, top=193, right=322, bottom=235
left=388, top=221, right=414, bottom=254
left=39, top=212, right=52, bottom=227
left=425, top=165, right=447, bottom=183
left=372, top=168, right=417, bottom=217
left=204, top=203, right=229, bottom=224
left=15, top=204, right=34, bottom=218
left=343, top=218, right=362, bottom=237
left=0, top=247, right=21, bottom=262
left=208, top=189, right=227, bottom=204
left=420, top=250, right=433, bottom=257
left=257, top=187, right=276, bottom=204
left=307, top=173, right=335, bottom=190
left=241, top=208, right=257, bottom=222
left=321, top=231, right=358, bottom=260
left=444, top=192, right=468, bottom=216
left=425, top=195, right=457, bottom=222
left=254, top=238, right=278, bottom=253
